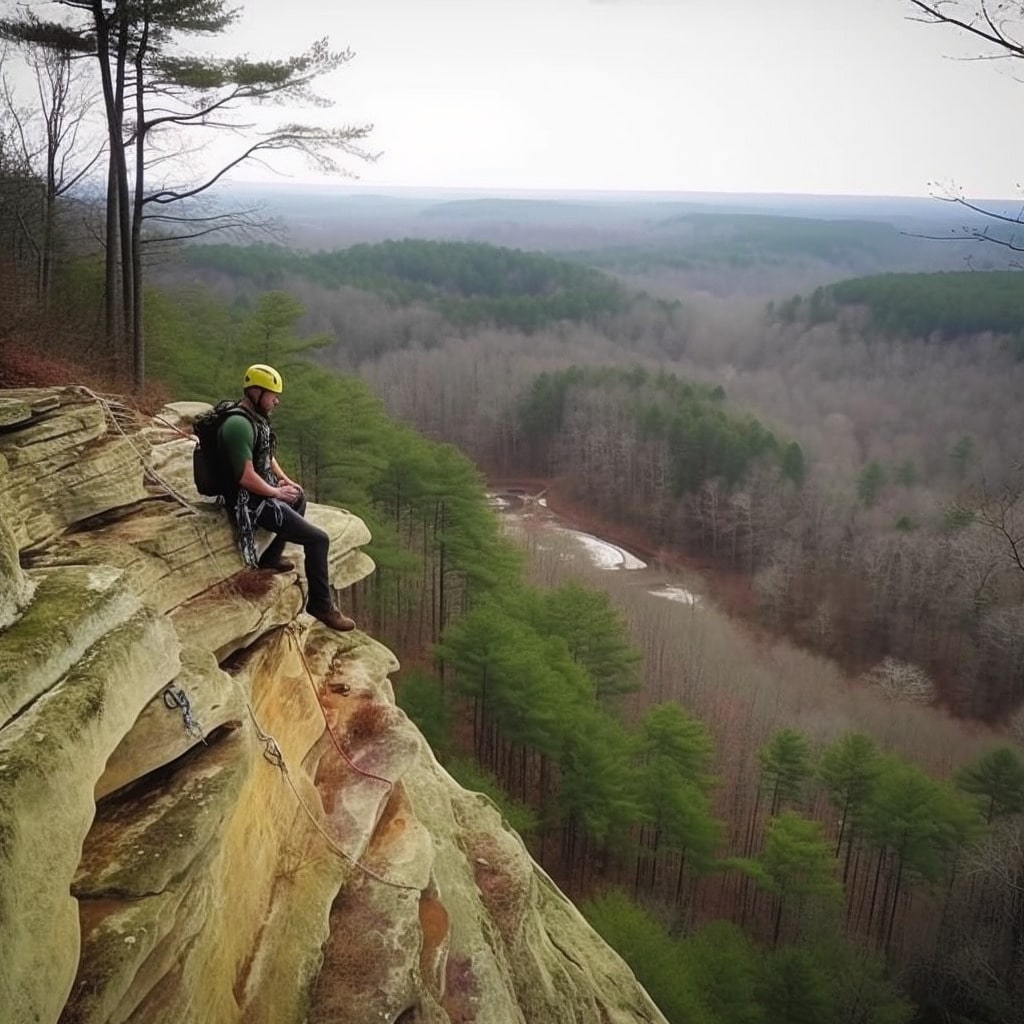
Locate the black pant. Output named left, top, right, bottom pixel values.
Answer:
left=255, top=493, right=333, bottom=612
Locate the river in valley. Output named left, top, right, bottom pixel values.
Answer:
left=487, top=485, right=999, bottom=776
left=490, top=487, right=702, bottom=606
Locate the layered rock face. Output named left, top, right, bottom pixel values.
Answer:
left=0, top=386, right=667, bottom=1024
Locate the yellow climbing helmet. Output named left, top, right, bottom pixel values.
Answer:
left=243, top=363, right=283, bottom=394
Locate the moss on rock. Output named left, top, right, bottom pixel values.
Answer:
left=76, top=730, right=250, bottom=899
left=0, top=565, right=139, bottom=727
left=0, top=398, right=32, bottom=427
left=0, top=606, right=179, bottom=1023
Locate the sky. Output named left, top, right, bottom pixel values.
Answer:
left=205, top=0, right=1024, bottom=198
left=9, top=0, right=1024, bottom=198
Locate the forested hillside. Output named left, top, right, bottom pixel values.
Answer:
left=167, top=237, right=1024, bottom=716
left=217, top=188, right=995, bottom=294
left=141, top=285, right=999, bottom=1024
left=164, top=270, right=1024, bottom=1024
left=132, top=282, right=931, bottom=1022
left=7, top=1, right=1023, bottom=1018
left=5, top=121, right=1024, bottom=1019
left=183, top=240, right=630, bottom=331
left=778, top=270, right=1024, bottom=345
left=141, top=224, right=1024, bottom=1019
left=561, top=212, right=906, bottom=274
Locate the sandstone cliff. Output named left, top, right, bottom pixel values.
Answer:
left=0, top=386, right=668, bottom=1024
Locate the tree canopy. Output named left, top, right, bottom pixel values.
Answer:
left=778, top=271, right=1024, bottom=345
left=183, top=238, right=631, bottom=332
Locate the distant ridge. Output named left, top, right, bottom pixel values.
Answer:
left=222, top=180, right=1006, bottom=226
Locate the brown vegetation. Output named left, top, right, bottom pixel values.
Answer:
left=440, top=954, right=480, bottom=1024
left=467, top=831, right=529, bottom=943
left=0, top=308, right=169, bottom=412
left=346, top=699, right=393, bottom=746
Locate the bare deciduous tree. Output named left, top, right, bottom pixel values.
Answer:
left=954, top=469, right=1024, bottom=576
left=0, top=37, right=103, bottom=303
left=906, top=1, right=1024, bottom=259
left=1, top=1, right=376, bottom=385
left=862, top=656, right=935, bottom=704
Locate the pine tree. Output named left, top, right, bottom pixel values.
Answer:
left=757, top=811, right=843, bottom=947
left=759, top=729, right=814, bottom=815
left=861, top=756, right=983, bottom=950
left=954, top=745, right=1024, bottom=823
left=819, top=732, right=880, bottom=881
left=2, top=1, right=372, bottom=384
left=536, top=581, right=640, bottom=703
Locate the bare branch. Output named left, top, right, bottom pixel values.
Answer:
left=901, top=184, right=1024, bottom=254
left=951, top=468, right=1024, bottom=576
left=142, top=123, right=376, bottom=206
left=905, top=0, right=1024, bottom=57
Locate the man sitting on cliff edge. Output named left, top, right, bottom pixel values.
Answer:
left=219, top=363, right=356, bottom=633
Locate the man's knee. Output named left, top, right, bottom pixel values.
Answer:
left=307, top=523, right=329, bottom=548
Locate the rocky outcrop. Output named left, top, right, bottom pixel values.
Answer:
left=0, top=387, right=667, bottom=1024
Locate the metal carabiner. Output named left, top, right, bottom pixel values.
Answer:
left=163, top=687, right=187, bottom=710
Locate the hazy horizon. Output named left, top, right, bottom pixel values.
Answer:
left=5, top=0, right=1023, bottom=202
left=214, top=0, right=1024, bottom=198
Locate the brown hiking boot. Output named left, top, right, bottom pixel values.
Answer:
left=309, top=606, right=356, bottom=632
left=257, top=558, right=295, bottom=574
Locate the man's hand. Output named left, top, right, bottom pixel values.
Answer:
left=276, top=482, right=302, bottom=503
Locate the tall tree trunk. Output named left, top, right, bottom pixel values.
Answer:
left=91, top=2, right=120, bottom=358
left=834, top=796, right=849, bottom=857
left=633, top=824, right=645, bottom=899
left=884, top=857, right=905, bottom=953
left=40, top=187, right=54, bottom=307
left=130, top=12, right=150, bottom=389
left=772, top=886, right=785, bottom=948
left=864, top=848, right=886, bottom=940
left=437, top=500, right=448, bottom=632
left=111, top=5, right=133, bottom=363
left=843, top=828, right=858, bottom=885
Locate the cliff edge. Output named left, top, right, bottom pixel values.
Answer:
left=0, top=386, right=667, bottom=1024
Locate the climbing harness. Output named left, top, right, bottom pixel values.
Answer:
left=162, top=685, right=206, bottom=742
left=234, top=488, right=281, bottom=569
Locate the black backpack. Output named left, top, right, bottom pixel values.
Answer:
left=191, top=401, right=258, bottom=497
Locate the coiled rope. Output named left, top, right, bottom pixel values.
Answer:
left=76, top=385, right=245, bottom=584
left=75, top=386, right=199, bottom=516
left=162, top=685, right=206, bottom=742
